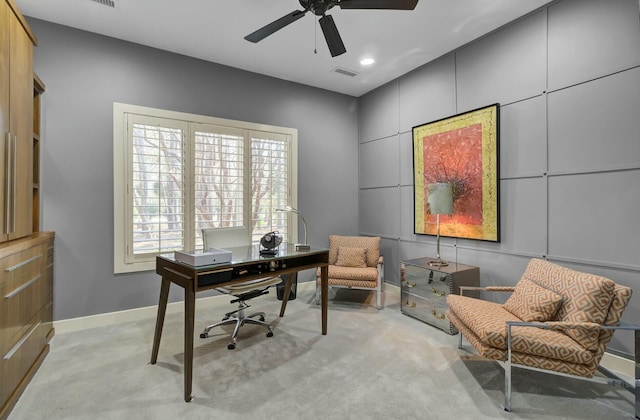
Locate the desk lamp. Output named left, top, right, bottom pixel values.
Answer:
left=276, top=206, right=310, bottom=251
left=427, top=183, right=453, bottom=267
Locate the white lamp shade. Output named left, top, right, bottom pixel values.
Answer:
left=427, top=183, right=454, bottom=215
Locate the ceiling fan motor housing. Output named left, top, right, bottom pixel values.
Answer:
left=300, top=0, right=338, bottom=16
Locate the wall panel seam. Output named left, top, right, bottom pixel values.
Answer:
left=547, top=64, right=640, bottom=95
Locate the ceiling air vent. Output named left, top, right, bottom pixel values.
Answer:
left=90, top=0, right=115, bottom=7
left=332, top=67, right=359, bottom=77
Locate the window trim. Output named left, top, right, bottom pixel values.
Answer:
left=113, top=103, right=298, bottom=273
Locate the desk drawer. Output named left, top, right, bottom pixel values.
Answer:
left=197, top=267, right=233, bottom=288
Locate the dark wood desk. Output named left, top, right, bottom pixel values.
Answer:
left=150, top=244, right=330, bottom=402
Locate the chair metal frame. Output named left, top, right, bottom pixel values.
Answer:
left=315, top=257, right=384, bottom=309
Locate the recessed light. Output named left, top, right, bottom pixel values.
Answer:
left=360, top=57, right=375, bottom=66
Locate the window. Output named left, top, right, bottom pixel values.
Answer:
left=114, top=104, right=298, bottom=273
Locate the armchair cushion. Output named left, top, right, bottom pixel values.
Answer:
left=328, top=235, right=380, bottom=267
left=503, top=278, right=563, bottom=322
left=521, top=259, right=616, bottom=351
left=335, top=246, right=367, bottom=268
left=447, top=295, right=595, bottom=365
left=510, top=324, right=595, bottom=364
left=448, top=295, right=517, bottom=349
left=326, top=265, right=379, bottom=283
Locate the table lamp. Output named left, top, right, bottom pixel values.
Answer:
left=276, top=205, right=310, bottom=251
left=427, top=182, right=453, bottom=267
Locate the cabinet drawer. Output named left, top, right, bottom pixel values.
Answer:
left=401, top=291, right=457, bottom=334
left=0, top=243, right=48, bottom=354
left=0, top=313, right=48, bottom=407
left=402, top=264, right=452, bottom=297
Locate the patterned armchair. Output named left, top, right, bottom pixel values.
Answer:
left=315, top=235, right=384, bottom=309
left=447, top=258, right=640, bottom=417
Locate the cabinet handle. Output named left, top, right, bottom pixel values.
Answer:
left=11, top=135, right=16, bottom=233
left=5, top=254, right=42, bottom=272
left=431, top=288, right=445, bottom=297
left=5, top=274, right=42, bottom=299
left=4, top=132, right=10, bottom=234
left=404, top=299, right=416, bottom=309
left=4, top=321, right=41, bottom=360
left=403, top=281, right=416, bottom=288
left=431, top=309, right=445, bottom=320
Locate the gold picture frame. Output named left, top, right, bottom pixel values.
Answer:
left=413, top=104, right=500, bottom=242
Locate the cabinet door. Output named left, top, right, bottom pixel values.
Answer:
left=0, top=1, right=9, bottom=243
left=8, top=5, right=33, bottom=240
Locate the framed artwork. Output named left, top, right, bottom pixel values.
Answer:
left=412, top=104, right=500, bottom=242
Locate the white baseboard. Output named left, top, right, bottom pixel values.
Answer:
left=601, top=352, right=634, bottom=379
left=53, top=281, right=317, bottom=334
left=53, top=295, right=221, bottom=334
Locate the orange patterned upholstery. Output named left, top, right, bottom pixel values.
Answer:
left=520, top=258, right=616, bottom=350
left=328, top=235, right=380, bottom=267
left=447, top=259, right=632, bottom=378
left=503, top=278, right=563, bottom=322
left=327, top=265, right=379, bottom=282
left=335, top=246, right=368, bottom=268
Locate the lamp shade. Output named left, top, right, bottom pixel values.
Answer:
left=427, top=183, right=454, bottom=215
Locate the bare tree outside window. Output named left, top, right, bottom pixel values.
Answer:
left=132, top=124, right=184, bottom=254
left=130, top=124, right=291, bottom=255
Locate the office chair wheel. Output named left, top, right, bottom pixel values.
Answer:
left=200, top=333, right=208, bottom=339
left=227, top=343, right=236, bottom=350
left=260, top=316, right=265, bottom=322
left=267, top=331, right=273, bottom=337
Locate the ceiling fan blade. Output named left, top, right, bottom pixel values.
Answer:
left=244, top=10, right=307, bottom=43
left=319, top=15, right=346, bottom=57
left=338, top=0, right=418, bottom=10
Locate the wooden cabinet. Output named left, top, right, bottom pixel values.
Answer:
left=0, top=232, right=54, bottom=420
left=400, top=257, right=479, bottom=334
left=0, top=2, right=50, bottom=418
left=0, top=0, right=37, bottom=243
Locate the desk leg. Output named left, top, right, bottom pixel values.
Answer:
left=321, top=265, right=328, bottom=335
left=184, top=284, right=196, bottom=402
left=151, top=276, right=171, bottom=364
left=278, top=274, right=293, bottom=318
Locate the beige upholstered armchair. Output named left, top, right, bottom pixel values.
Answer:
left=447, top=258, right=640, bottom=417
left=315, top=235, right=384, bottom=309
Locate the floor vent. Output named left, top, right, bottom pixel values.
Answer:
left=332, top=67, right=359, bottom=77
left=90, top=0, right=116, bottom=7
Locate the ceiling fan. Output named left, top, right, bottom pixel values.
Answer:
left=244, top=0, right=419, bottom=57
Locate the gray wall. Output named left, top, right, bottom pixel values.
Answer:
left=358, top=0, right=640, bottom=354
left=28, top=18, right=360, bottom=321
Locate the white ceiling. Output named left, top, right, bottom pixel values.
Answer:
left=15, top=0, right=554, bottom=97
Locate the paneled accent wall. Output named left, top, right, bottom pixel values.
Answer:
left=357, top=0, right=640, bottom=354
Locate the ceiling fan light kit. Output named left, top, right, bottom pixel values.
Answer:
left=244, top=0, right=418, bottom=57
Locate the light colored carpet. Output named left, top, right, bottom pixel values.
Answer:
left=8, top=283, right=635, bottom=419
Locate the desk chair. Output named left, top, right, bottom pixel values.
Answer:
left=199, top=227, right=282, bottom=349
